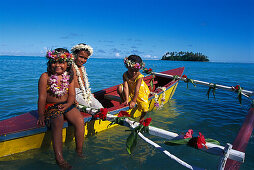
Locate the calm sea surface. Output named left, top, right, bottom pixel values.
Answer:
left=0, top=56, right=254, bottom=169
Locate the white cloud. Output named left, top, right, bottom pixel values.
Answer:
left=143, top=55, right=159, bottom=59
left=115, top=53, right=120, bottom=57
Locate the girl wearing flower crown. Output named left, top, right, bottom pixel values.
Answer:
left=37, top=48, right=84, bottom=169
left=117, top=55, right=150, bottom=121
left=71, top=43, right=103, bottom=109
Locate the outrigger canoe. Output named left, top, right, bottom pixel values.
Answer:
left=0, top=67, right=184, bottom=158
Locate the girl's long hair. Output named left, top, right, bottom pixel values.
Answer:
left=47, top=48, right=74, bottom=83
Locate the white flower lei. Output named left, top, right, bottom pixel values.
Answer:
left=71, top=44, right=93, bottom=57
left=73, top=63, right=92, bottom=105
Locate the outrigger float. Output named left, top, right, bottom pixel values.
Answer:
left=0, top=67, right=253, bottom=170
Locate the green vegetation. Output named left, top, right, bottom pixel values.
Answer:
left=161, top=51, right=209, bottom=61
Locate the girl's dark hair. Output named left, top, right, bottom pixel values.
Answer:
left=47, top=48, right=74, bottom=83
left=127, top=55, right=143, bottom=64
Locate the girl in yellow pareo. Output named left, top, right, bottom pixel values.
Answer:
left=117, top=55, right=150, bottom=121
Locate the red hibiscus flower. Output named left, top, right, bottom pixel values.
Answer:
left=182, top=75, right=187, bottom=79
left=94, top=108, right=108, bottom=120
left=184, top=129, right=193, bottom=139
left=196, top=132, right=207, bottom=149
left=140, top=118, right=152, bottom=126
left=148, top=68, right=152, bottom=72
left=234, top=85, right=240, bottom=90
left=117, top=111, right=130, bottom=117
left=100, top=108, right=108, bottom=119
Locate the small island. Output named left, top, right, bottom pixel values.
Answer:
left=161, top=51, right=209, bottom=61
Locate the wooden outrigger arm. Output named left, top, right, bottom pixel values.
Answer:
left=153, top=72, right=254, bottom=97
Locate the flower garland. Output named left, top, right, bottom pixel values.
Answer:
left=46, top=50, right=73, bottom=63
left=124, top=57, right=145, bottom=69
left=48, top=72, right=70, bottom=97
left=151, top=87, right=166, bottom=109
left=165, top=129, right=220, bottom=150
left=126, top=117, right=152, bottom=154
left=73, top=63, right=92, bottom=106
left=71, top=44, right=93, bottom=57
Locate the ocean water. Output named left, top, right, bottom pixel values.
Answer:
left=0, top=56, right=253, bottom=170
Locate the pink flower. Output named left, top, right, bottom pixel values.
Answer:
left=154, top=103, right=160, bottom=108
left=184, top=129, right=193, bottom=139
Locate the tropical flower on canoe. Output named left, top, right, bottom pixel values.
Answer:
left=154, top=102, right=160, bottom=108
left=140, top=118, right=152, bottom=126
left=117, top=111, right=131, bottom=117
left=184, top=129, right=193, bottom=139
left=143, top=68, right=153, bottom=74
left=233, top=85, right=240, bottom=90
left=197, top=132, right=208, bottom=149
left=94, top=108, right=108, bottom=120
left=165, top=131, right=219, bottom=150
left=126, top=118, right=152, bottom=154
left=182, top=75, right=187, bottom=79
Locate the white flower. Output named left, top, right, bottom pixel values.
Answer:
left=71, top=44, right=93, bottom=57
left=73, top=63, right=92, bottom=106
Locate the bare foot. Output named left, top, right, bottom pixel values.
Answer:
left=57, top=160, right=72, bottom=170
left=76, top=151, right=85, bottom=158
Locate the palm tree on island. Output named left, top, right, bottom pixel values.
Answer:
left=161, top=51, right=209, bottom=61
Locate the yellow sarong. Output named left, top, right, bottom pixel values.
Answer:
left=124, top=73, right=150, bottom=112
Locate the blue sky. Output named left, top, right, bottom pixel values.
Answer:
left=0, top=0, right=253, bottom=62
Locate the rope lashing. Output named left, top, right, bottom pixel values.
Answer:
left=232, top=85, right=243, bottom=104
left=207, top=83, right=217, bottom=99
left=172, top=75, right=179, bottom=81
left=182, top=75, right=196, bottom=88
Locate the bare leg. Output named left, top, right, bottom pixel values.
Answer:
left=65, top=108, right=85, bottom=156
left=117, top=84, right=125, bottom=103
left=51, top=115, right=72, bottom=169
left=139, top=112, right=147, bottom=122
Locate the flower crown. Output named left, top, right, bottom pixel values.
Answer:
left=71, top=44, right=93, bottom=57
left=124, top=57, right=145, bottom=69
left=46, top=50, right=73, bottom=63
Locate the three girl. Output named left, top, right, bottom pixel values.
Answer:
left=37, top=48, right=84, bottom=169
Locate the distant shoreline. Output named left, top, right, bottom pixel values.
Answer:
left=161, top=51, right=209, bottom=62
left=1, top=55, right=253, bottom=63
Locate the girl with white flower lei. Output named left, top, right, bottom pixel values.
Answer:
left=71, top=43, right=103, bottom=109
